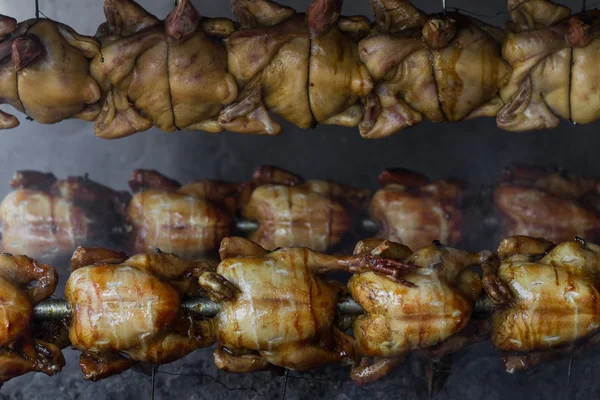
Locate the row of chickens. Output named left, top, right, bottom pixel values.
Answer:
left=3, top=234, right=600, bottom=389
left=0, top=0, right=596, bottom=138
left=1, top=164, right=599, bottom=265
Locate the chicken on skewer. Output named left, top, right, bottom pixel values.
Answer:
left=127, top=170, right=234, bottom=259
left=368, top=169, right=464, bottom=250
left=497, top=0, right=600, bottom=130
left=348, top=238, right=507, bottom=384
left=490, top=235, right=600, bottom=373
left=90, top=0, right=238, bottom=138
left=494, top=165, right=600, bottom=243
left=0, top=253, right=64, bottom=383
left=358, top=0, right=510, bottom=138
left=198, top=236, right=416, bottom=373
left=0, top=171, right=130, bottom=263
left=0, top=15, right=101, bottom=129
left=221, top=0, right=372, bottom=135
left=65, top=246, right=216, bottom=381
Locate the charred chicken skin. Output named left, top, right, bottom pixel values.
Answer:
left=348, top=238, right=506, bottom=384
left=494, top=165, right=600, bottom=243
left=0, top=253, right=64, bottom=383
left=198, top=237, right=416, bottom=372
left=369, top=169, right=464, bottom=250
left=65, top=246, right=216, bottom=381
left=490, top=236, right=600, bottom=372
left=0, top=171, right=130, bottom=262
left=0, top=15, right=101, bottom=129
left=127, top=170, right=234, bottom=258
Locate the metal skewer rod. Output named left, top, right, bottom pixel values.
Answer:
left=234, top=217, right=379, bottom=234
left=33, top=294, right=495, bottom=321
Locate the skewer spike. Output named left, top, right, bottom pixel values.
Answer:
left=280, top=369, right=289, bottom=400
left=567, top=354, right=573, bottom=387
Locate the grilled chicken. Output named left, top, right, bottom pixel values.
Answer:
left=348, top=238, right=506, bottom=384
left=369, top=169, right=464, bottom=250
left=90, top=0, right=238, bottom=138
left=0, top=171, right=130, bottom=263
left=0, top=17, right=101, bottom=129
left=359, top=0, right=509, bottom=138
left=490, top=235, right=600, bottom=372
left=127, top=170, right=234, bottom=258
left=498, top=0, right=600, bottom=130
left=66, top=246, right=215, bottom=380
left=198, top=237, right=416, bottom=372
left=221, top=0, right=372, bottom=135
left=0, top=253, right=63, bottom=382
left=494, top=165, right=600, bottom=243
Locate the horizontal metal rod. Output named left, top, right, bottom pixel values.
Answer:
left=235, top=217, right=379, bottom=234
left=33, top=294, right=494, bottom=321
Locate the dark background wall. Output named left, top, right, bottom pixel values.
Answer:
left=1, top=0, right=599, bottom=399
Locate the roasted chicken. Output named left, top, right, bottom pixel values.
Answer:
left=0, top=16, right=101, bottom=129
left=90, top=0, right=238, bottom=138
left=198, top=237, right=415, bottom=372
left=498, top=0, right=600, bottom=130
left=65, top=246, right=216, bottom=380
left=494, top=165, right=600, bottom=243
left=0, top=171, right=130, bottom=262
left=358, top=0, right=510, bottom=138
left=221, top=0, right=372, bottom=135
left=348, top=238, right=506, bottom=384
left=369, top=169, right=464, bottom=250
left=490, top=235, right=600, bottom=372
left=127, top=170, right=234, bottom=258
left=0, top=253, right=64, bottom=383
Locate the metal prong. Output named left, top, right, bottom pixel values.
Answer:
left=33, top=299, right=70, bottom=320
left=360, top=217, right=379, bottom=233
left=235, top=219, right=259, bottom=233
left=567, top=354, right=573, bottom=387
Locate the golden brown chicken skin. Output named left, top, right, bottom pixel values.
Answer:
left=497, top=0, right=600, bottom=130
left=494, top=165, right=600, bottom=243
left=65, top=246, right=216, bottom=381
left=0, top=18, right=101, bottom=129
left=221, top=0, right=372, bottom=135
left=199, top=237, right=416, bottom=373
left=0, top=171, right=130, bottom=263
left=91, top=0, right=238, bottom=138
left=240, top=165, right=368, bottom=251
left=127, top=170, right=234, bottom=258
left=368, top=169, right=464, bottom=250
left=0, top=253, right=64, bottom=383
left=490, top=236, right=600, bottom=371
left=348, top=238, right=506, bottom=384
left=359, top=0, right=509, bottom=138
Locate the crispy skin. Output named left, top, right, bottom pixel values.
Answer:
left=66, top=248, right=215, bottom=380
left=491, top=237, right=600, bottom=352
left=0, top=172, right=130, bottom=262
left=494, top=166, right=600, bottom=243
left=243, top=184, right=351, bottom=252
left=0, top=254, right=63, bottom=383
left=369, top=169, right=464, bottom=250
left=349, top=241, right=487, bottom=357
